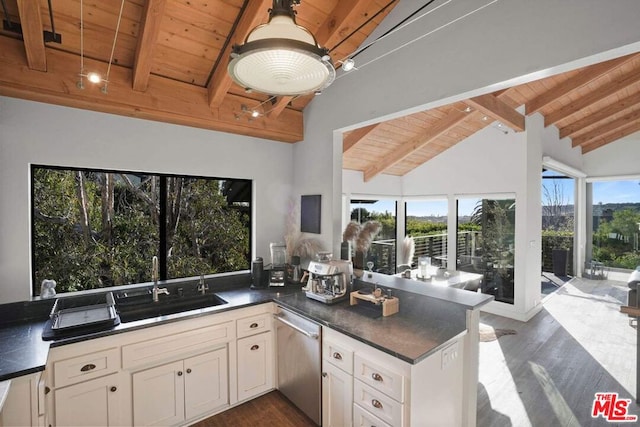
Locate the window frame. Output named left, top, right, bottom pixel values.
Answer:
left=30, top=164, right=252, bottom=296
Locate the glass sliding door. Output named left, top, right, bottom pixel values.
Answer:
left=457, top=196, right=516, bottom=304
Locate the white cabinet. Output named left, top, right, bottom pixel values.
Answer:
left=323, top=327, right=465, bottom=427
left=43, top=302, right=275, bottom=427
left=54, top=373, right=120, bottom=427
left=185, top=350, right=229, bottom=419
left=237, top=313, right=275, bottom=402
left=0, top=373, right=43, bottom=427
left=133, top=359, right=184, bottom=427
left=322, top=360, right=353, bottom=427
left=132, top=348, right=228, bottom=426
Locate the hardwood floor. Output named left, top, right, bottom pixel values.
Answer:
left=192, top=391, right=317, bottom=427
left=478, top=277, right=638, bottom=426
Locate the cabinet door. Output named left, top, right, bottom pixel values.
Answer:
left=133, top=360, right=185, bottom=427
left=54, top=373, right=120, bottom=427
left=0, top=373, right=40, bottom=427
left=184, top=348, right=229, bottom=420
left=237, top=331, right=274, bottom=401
left=322, top=362, right=353, bottom=427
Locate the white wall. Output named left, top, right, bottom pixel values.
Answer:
left=342, top=170, right=402, bottom=197
left=582, top=132, right=640, bottom=178
left=0, top=97, right=293, bottom=303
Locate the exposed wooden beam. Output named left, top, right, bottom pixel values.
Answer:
left=572, top=109, right=640, bottom=147
left=466, top=94, right=525, bottom=132
left=525, top=54, right=636, bottom=115
left=16, top=0, right=46, bottom=71
left=544, top=62, right=640, bottom=126
left=132, top=0, right=166, bottom=92
left=362, top=110, right=468, bottom=182
left=580, top=120, right=640, bottom=154
left=559, top=91, right=640, bottom=139
left=0, top=37, right=302, bottom=143
left=343, top=124, right=379, bottom=153
left=207, top=0, right=271, bottom=108
left=268, top=96, right=294, bottom=118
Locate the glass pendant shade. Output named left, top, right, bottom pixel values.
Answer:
left=228, top=10, right=335, bottom=96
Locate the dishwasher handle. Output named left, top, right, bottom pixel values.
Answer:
left=274, top=314, right=319, bottom=340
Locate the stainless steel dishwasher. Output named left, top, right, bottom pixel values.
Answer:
left=274, top=306, right=321, bottom=425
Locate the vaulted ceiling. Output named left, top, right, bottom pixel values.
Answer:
left=1, top=1, right=639, bottom=179
left=344, top=52, right=640, bottom=181
left=0, top=0, right=397, bottom=142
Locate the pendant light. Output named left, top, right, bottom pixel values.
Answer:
left=227, top=0, right=335, bottom=96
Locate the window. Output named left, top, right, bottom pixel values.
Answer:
left=457, top=196, right=515, bottom=304
left=404, top=200, right=448, bottom=267
left=350, top=199, right=397, bottom=274
left=31, top=165, right=251, bottom=295
left=590, top=179, right=640, bottom=270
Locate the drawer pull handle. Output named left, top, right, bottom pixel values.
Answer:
left=80, top=363, right=96, bottom=372
left=177, top=371, right=183, bottom=376
left=372, top=399, right=383, bottom=409
left=322, top=372, right=327, bottom=377
left=110, top=386, right=117, bottom=392
left=251, top=344, right=260, bottom=351
left=186, top=368, right=192, bottom=374
left=371, top=373, right=383, bottom=382
left=333, top=352, right=342, bottom=360
left=250, top=322, right=259, bottom=328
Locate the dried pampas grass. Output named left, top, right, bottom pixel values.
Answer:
left=355, top=220, right=381, bottom=252
left=283, top=197, right=326, bottom=261
left=342, top=221, right=361, bottom=244
left=294, top=238, right=325, bottom=260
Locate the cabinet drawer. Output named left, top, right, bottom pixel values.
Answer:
left=354, top=380, right=403, bottom=427
left=323, top=340, right=353, bottom=374
left=54, top=347, right=120, bottom=388
left=236, top=313, right=271, bottom=339
left=354, top=354, right=405, bottom=403
left=353, top=403, right=392, bottom=427
left=123, top=321, right=234, bottom=369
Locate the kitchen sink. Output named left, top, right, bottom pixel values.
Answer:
left=114, top=288, right=228, bottom=323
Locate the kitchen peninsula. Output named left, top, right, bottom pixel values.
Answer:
left=0, top=272, right=491, bottom=426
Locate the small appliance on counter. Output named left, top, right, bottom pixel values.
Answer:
left=305, top=259, right=352, bottom=304
left=269, top=242, right=287, bottom=287
left=251, top=257, right=266, bottom=289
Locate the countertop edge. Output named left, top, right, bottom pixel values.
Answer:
left=0, top=275, right=493, bottom=380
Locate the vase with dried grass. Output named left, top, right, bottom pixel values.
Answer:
left=342, top=220, right=381, bottom=277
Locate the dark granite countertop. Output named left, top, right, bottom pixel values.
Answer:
left=0, top=271, right=492, bottom=380
left=274, top=276, right=492, bottom=364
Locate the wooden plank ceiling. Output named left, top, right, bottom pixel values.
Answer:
left=0, top=0, right=397, bottom=142
left=1, top=0, right=638, bottom=168
left=344, top=52, right=640, bottom=181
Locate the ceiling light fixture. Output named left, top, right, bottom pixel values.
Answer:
left=76, top=0, right=125, bottom=94
left=341, top=58, right=356, bottom=72
left=227, top=0, right=335, bottom=96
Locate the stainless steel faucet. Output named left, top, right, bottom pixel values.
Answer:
left=197, top=274, right=209, bottom=295
left=152, top=256, right=169, bottom=302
